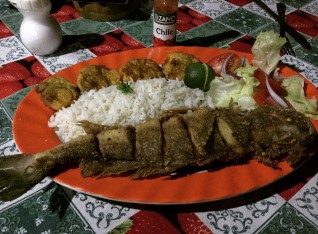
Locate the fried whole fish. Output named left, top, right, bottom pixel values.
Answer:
left=0, top=106, right=317, bottom=201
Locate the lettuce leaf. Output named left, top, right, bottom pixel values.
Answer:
left=207, top=64, right=259, bottom=110
left=282, top=76, right=318, bottom=120
left=252, top=30, right=286, bottom=75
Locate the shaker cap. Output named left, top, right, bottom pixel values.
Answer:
left=9, top=0, right=51, bottom=10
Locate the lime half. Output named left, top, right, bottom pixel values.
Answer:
left=184, top=62, right=215, bottom=91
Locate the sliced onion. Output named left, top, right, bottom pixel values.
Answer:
left=220, top=53, right=232, bottom=77
left=241, top=56, right=248, bottom=67
left=220, top=53, right=242, bottom=80
left=265, top=74, right=289, bottom=108
left=272, top=69, right=285, bottom=81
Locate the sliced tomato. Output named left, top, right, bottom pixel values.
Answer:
left=253, top=68, right=287, bottom=106
left=254, top=68, right=285, bottom=95
left=253, top=88, right=281, bottom=107
left=207, top=52, right=242, bottom=76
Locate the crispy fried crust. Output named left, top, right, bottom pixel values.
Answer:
left=35, top=76, right=80, bottom=111
left=97, top=126, right=135, bottom=160
left=120, top=58, right=165, bottom=82
left=162, top=116, right=194, bottom=164
left=76, top=107, right=317, bottom=178
left=135, top=118, right=163, bottom=163
left=162, top=52, right=200, bottom=80
left=216, top=109, right=251, bottom=157
left=181, top=108, right=216, bottom=157
left=249, top=106, right=317, bottom=166
left=104, top=68, right=122, bottom=85
left=77, top=65, right=122, bottom=92
left=77, top=65, right=109, bottom=92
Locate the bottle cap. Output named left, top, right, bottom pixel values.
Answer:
left=9, top=0, right=51, bottom=10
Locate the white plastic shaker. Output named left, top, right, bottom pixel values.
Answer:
left=9, top=0, right=62, bottom=56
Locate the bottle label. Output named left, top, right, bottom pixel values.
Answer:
left=153, top=12, right=177, bottom=45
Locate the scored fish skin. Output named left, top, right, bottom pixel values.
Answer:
left=135, top=118, right=163, bottom=164
left=97, top=126, right=135, bottom=160
left=162, top=116, right=195, bottom=165
left=206, top=126, right=239, bottom=164
left=81, top=118, right=165, bottom=178
left=181, top=108, right=216, bottom=158
left=0, top=106, right=317, bottom=201
left=216, top=109, right=251, bottom=157
left=134, top=116, right=196, bottom=178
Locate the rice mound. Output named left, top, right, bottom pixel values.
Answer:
left=49, top=78, right=214, bottom=142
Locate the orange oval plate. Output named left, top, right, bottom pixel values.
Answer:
left=13, top=46, right=318, bottom=204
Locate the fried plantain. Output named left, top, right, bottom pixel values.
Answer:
left=162, top=52, right=200, bottom=80
left=77, top=65, right=122, bottom=92
left=120, top=58, right=165, bottom=82
left=104, top=68, right=122, bottom=85
left=36, top=76, right=80, bottom=111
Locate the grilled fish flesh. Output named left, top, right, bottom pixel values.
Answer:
left=0, top=106, right=317, bottom=201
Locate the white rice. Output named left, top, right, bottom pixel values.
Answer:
left=49, top=78, right=214, bottom=142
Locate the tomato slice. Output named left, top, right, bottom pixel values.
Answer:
left=207, top=52, right=242, bottom=76
left=254, top=68, right=285, bottom=95
left=253, top=88, right=282, bottom=107
left=253, top=68, right=286, bottom=106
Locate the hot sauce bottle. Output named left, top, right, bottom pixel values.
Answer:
left=153, top=0, right=178, bottom=47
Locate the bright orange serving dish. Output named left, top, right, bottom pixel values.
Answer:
left=13, top=46, right=318, bottom=204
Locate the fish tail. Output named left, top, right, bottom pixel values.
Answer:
left=0, top=134, right=100, bottom=201
left=0, top=153, right=51, bottom=201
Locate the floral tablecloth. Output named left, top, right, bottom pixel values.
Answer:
left=1, top=0, right=318, bottom=233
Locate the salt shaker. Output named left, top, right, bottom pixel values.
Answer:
left=9, top=0, right=62, bottom=56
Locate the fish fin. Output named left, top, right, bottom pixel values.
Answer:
left=77, top=120, right=115, bottom=135
left=130, top=163, right=185, bottom=179
left=96, top=161, right=142, bottom=178
left=79, top=159, right=105, bottom=177
left=195, top=157, right=218, bottom=167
